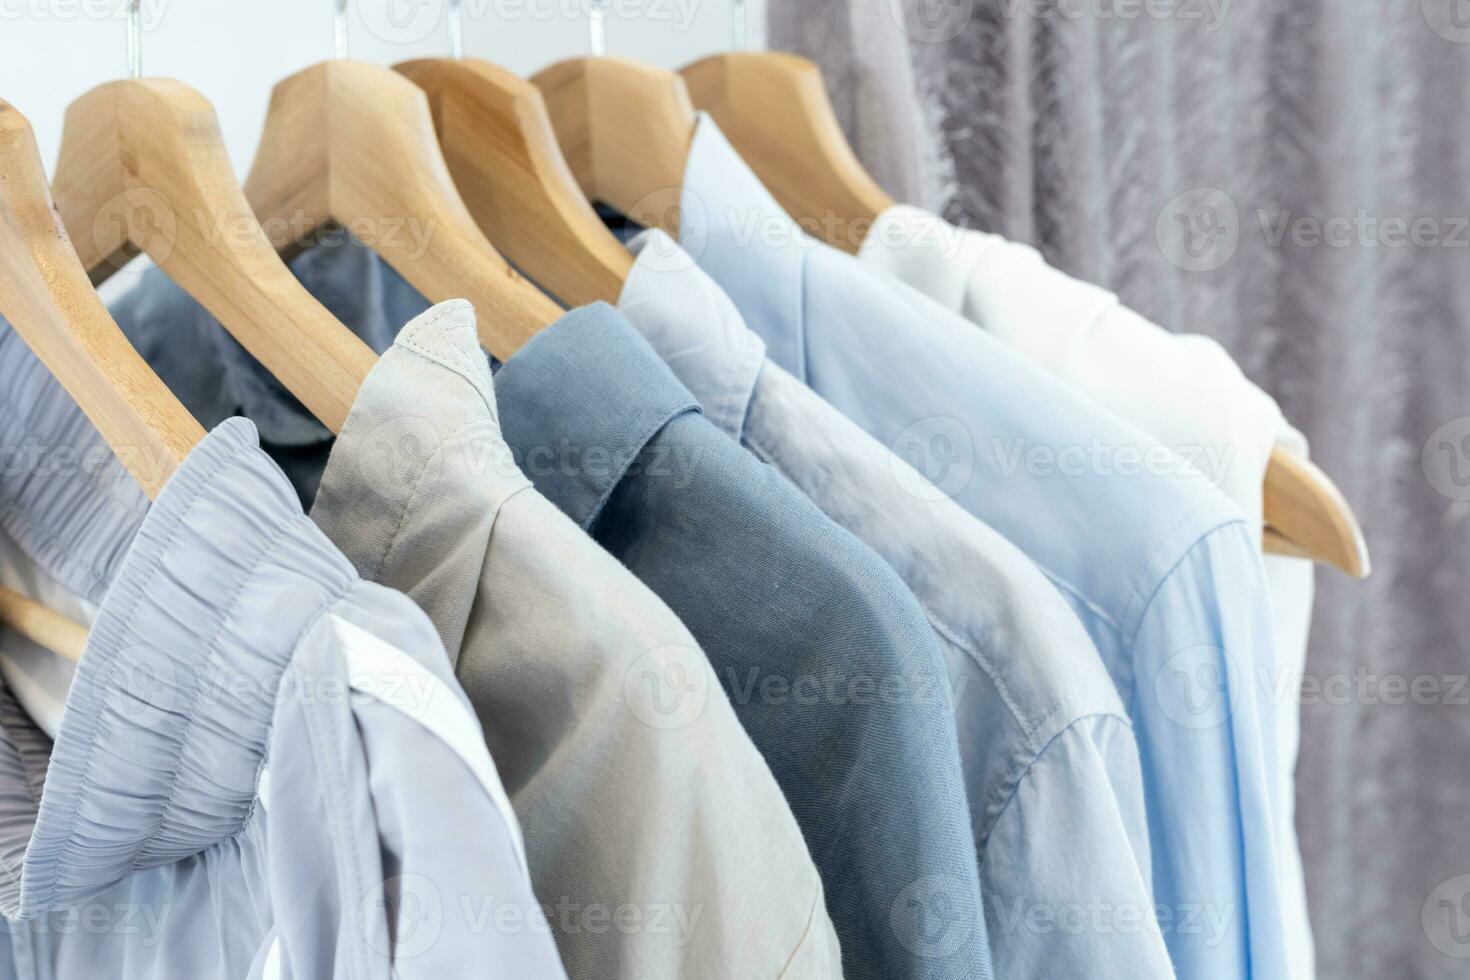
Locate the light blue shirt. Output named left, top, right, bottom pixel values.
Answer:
left=677, top=115, right=1289, bottom=980
left=619, top=229, right=1175, bottom=979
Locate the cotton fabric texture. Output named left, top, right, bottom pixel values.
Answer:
left=491, top=303, right=992, bottom=980
left=308, top=300, right=843, bottom=979
left=0, top=320, right=564, bottom=978
left=676, top=114, right=1289, bottom=980
left=618, top=229, right=1173, bottom=979
left=858, top=204, right=1319, bottom=978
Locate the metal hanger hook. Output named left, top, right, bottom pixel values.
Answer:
left=335, top=0, right=350, bottom=59
left=732, top=0, right=746, bottom=51
left=448, top=0, right=463, bottom=58
left=126, top=0, right=142, bottom=78
left=588, top=0, right=608, bottom=56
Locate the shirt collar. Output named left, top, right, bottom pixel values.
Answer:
left=678, top=114, right=813, bottom=382
left=492, top=303, right=701, bottom=530
left=618, top=230, right=766, bottom=441
left=0, top=417, right=360, bottom=916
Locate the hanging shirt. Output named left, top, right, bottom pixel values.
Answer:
left=307, top=300, right=843, bottom=979
left=858, top=204, right=1317, bottom=979
left=618, top=229, right=1175, bottom=980
left=675, top=114, right=1289, bottom=980
left=0, top=322, right=566, bottom=978
left=490, top=304, right=992, bottom=980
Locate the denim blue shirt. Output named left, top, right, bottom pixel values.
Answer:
left=490, top=304, right=991, bottom=980
left=676, top=116, right=1289, bottom=980
left=0, top=323, right=564, bottom=978
left=619, top=230, right=1175, bottom=979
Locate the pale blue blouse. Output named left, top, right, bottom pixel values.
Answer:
left=675, top=116, right=1289, bottom=980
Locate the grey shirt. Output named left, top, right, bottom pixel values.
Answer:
left=308, top=300, right=842, bottom=979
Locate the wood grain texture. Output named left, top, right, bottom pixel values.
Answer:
left=0, top=587, right=86, bottom=663
left=52, top=78, right=375, bottom=433
left=0, top=99, right=201, bottom=499
left=532, top=57, right=696, bottom=237
left=245, top=59, right=560, bottom=360
left=682, top=53, right=894, bottom=254
left=398, top=57, right=632, bottom=308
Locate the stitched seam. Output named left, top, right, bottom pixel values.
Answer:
left=580, top=404, right=700, bottom=529
left=369, top=418, right=511, bottom=583
left=775, top=887, right=825, bottom=980
left=974, top=711, right=1136, bottom=854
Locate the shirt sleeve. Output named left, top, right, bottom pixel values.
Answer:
left=981, top=714, right=1177, bottom=979
left=1127, top=522, right=1288, bottom=980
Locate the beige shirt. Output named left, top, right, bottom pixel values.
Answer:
left=309, top=300, right=842, bottom=979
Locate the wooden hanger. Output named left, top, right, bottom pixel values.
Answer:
left=0, top=100, right=202, bottom=497
left=245, top=58, right=561, bottom=359
left=396, top=56, right=633, bottom=307
left=1264, top=447, right=1370, bottom=578
left=531, top=57, right=697, bottom=236
left=51, top=79, right=376, bottom=433
left=681, top=52, right=893, bottom=255
left=0, top=100, right=203, bottom=660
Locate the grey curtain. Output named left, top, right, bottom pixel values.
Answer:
left=769, top=2, right=1470, bottom=977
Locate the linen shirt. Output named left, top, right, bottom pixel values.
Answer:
left=308, top=300, right=843, bottom=979
left=0, top=321, right=565, bottom=978
left=491, top=304, right=992, bottom=980
left=858, top=204, right=1318, bottom=979
left=677, top=115, right=1289, bottom=980
left=619, top=230, right=1174, bottom=979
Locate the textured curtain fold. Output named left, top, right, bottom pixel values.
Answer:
left=770, top=2, right=1470, bottom=977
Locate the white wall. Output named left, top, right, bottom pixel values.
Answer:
left=0, top=0, right=767, bottom=175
